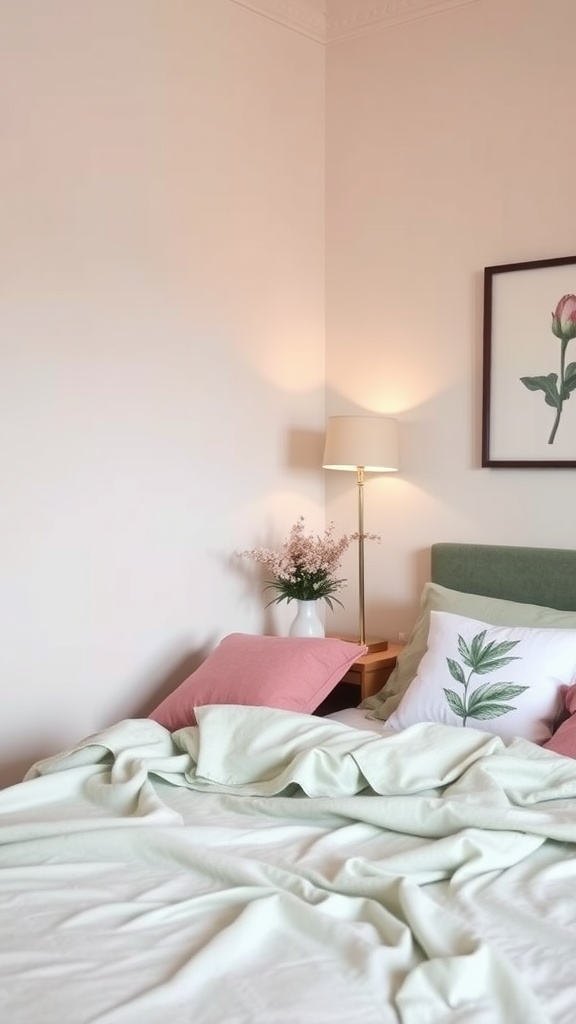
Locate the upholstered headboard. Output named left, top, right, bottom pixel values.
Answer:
left=431, top=543, right=576, bottom=612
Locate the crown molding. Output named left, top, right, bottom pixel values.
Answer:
left=326, top=0, right=482, bottom=42
left=227, top=0, right=483, bottom=43
left=227, top=1, right=326, bottom=43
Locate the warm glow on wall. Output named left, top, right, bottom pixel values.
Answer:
left=256, top=329, right=325, bottom=391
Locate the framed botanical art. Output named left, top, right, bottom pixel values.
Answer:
left=482, top=254, right=576, bottom=468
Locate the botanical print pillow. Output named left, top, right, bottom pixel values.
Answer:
left=385, top=611, right=576, bottom=744
left=361, top=582, right=576, bottom=723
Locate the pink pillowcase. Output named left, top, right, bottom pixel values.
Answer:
left=543, top=683, right=576, bottom=758
left=149, top=633, right=365, bottom=732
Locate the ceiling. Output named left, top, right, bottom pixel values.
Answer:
left=228, top=0, right=483, bottom=43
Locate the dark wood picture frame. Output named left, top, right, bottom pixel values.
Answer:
left=482, top=254, right=576, bottom=468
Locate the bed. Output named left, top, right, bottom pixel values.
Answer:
left=2, top=542, right=576, bottom=1023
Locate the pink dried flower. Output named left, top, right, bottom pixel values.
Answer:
left=239, top=516, right=380, bottom=608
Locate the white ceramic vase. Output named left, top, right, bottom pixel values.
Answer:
left=288, top=600, right=325, bottom=638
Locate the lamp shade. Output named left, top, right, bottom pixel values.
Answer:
left=323, top=416, right=399, bottom=472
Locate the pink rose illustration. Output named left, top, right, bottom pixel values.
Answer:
left=520, top=293, right=576, bottom=444
left=552, top=294, right=576, bottom=343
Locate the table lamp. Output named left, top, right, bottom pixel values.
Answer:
left=323, top=415, right=399, bottom=651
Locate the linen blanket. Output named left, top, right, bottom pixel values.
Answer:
left=2, top=706, right=576, bottom=1023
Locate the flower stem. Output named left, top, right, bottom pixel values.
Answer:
left=549, top=407, right=562, bottom=444
left=462, top=669, right=474, bottom=727
left=549, top=340, right=568, bottom=445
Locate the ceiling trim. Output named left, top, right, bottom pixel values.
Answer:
left=227, top=1, right=326, bottom=43
left=227, top=0, right=484, bottom=44
left=327, top=0, right=483, bottom=42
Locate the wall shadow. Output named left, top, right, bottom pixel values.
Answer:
left=130, top=645, right=211, bottom=719
left=0, top=751, right=49, bottom=790
left=0, top=645, right=212, bottom=790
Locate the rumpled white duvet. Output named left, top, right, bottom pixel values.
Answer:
left=1, top=705, right=576, bottom=1024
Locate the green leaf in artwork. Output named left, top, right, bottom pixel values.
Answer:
left=457, top=633, right=479, bottom=665
left=458, top=635, right=485, bottom=668
left=466, top=702, right=517, bottom=720
left=520, top=373, right=561, bottom=409
left=469, top=630, right=488, bottom=664
left=467, top=682, right=529, bottom=713
left=447, top=657, right=466, bottom=685
left=463, top=637, right=521, bottom=675
left=443, top=688, right=466, bottom=718
left=562, top=362, right=576, bottom=399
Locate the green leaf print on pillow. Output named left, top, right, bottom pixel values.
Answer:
left=443, top=629, right=529, bottom=726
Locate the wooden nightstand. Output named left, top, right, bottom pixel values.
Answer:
left=340, top=642, right=404, bottom=702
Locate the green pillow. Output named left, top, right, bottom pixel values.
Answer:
left=361, top=582, right=576, bottom=722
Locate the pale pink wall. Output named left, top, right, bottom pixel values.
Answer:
left=325, top=0, right=576, bottom=642
left=4, top=0, right=575, bottom=786
left=0, top=0, right=325, bottom=785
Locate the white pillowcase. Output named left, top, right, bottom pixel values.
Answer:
left=385, top=610, right=576, bottom=744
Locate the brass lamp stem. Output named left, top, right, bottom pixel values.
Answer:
left=357, top=466, right=366, bottom=646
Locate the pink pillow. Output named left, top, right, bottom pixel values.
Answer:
left=149, top=633, right=365, bottom=731
left=544, top=683, right=576, bottom=758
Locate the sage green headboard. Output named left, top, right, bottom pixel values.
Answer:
left=431, top=543, right=576, bottom=612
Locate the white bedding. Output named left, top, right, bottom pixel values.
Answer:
left=1, top=707, right=576, bottom=1024
left=326, top=705, right=393, bottom=733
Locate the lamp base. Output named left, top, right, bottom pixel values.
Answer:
left=335, top=637, right=389, bottom=655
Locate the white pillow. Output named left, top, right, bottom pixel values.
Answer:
left=385, top=610, right=576, bottom=744
left=360, top=582, right=576, bottom=722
